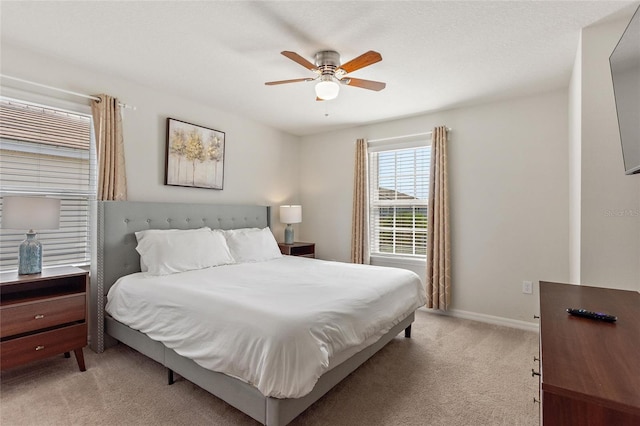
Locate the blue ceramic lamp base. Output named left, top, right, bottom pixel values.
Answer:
left=284, top=224, right=294, bottom=245
left=18, top=232, right=43, bottom=275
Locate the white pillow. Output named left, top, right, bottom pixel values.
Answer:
left=135, top=228, right=234, bottom=275
left=224, top=227, right=282, bottom=263
left=135, top=228, right=211, bottom=272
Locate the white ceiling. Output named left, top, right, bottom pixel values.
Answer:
left=0, top=1, right=636, bottom=136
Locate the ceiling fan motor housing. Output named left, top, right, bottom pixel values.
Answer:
left=315, top=51, right=341, bottom=77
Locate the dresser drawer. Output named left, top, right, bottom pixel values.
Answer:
left=0, top=323, right=87, bottom=370
left=0, top=293, right=86, bottom=338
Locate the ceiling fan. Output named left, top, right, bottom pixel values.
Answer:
left=265, top=50, right=386, bottom=100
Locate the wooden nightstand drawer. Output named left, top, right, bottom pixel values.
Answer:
left=0, top=266, right=88, bottom=372
left=278, top=242, right=315, bottom=258
left=0, top=294, right=86, bottom=338
left=0, top=323, right=87, bottom=370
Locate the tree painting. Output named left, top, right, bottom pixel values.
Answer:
left=205, top=133, right=223, bottom=185
left=166, top=118, right=225, bottom=189
left=169, top=128, right=187, bottom=182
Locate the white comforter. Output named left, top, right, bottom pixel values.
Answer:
left=105, top=256, right=425, bottom=398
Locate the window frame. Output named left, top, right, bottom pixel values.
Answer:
left=368, top=136, right=431, bottom=261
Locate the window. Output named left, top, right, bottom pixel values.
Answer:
left=369, top=141, right=430, bottom=258
left=0, top=97, right=96, bottom=271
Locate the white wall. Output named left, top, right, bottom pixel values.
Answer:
left=579, top=14, right=640, bottom=291
left=300, top=91, right=569, bottom=324
left=0, top=44, right=301, bottom=238
left=568, top=34, right=583, bottom=285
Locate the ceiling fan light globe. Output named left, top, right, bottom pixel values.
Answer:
left=315, top=80, right=340, bottom=100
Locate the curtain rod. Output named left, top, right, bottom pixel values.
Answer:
left=367, top=128, right=451, bottom=143
left=0, top=74, right=136, bottom=110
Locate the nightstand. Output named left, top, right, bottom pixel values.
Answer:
left=0, top=266, right=88, bottom=372
left=278, top=242, right=315, bottom=258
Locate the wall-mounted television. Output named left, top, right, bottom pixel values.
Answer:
left=609, top=4, right=640, bottom=175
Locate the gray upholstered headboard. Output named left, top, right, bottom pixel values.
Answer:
left=89, top=201, right=270, bottom=352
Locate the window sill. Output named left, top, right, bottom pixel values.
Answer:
left=370, top=254, right=426, bottom=267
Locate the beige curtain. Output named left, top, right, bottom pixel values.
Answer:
left=426, top=126, right=451, bottom=310
left=91, top=94, right=127, bottom=201
left=350, top=138, right=369, bottom=264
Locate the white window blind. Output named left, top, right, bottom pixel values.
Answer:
left=369, top=141, right=430, bottom=257
left=0, top=97, right=96, bottom=271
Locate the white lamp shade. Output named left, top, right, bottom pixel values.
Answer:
left=280, top=205, right=302, bottom=224
left=2, top=196, right=61, bottom=231
left=315, top=78, right=340, bottom=100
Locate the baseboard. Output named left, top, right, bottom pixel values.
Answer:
left=420, top=307, right=540, bottom=332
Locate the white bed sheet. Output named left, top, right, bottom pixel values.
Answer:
left=105, top=256, right=426, bottom=398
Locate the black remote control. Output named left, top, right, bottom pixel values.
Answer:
left=567, top=308, right=617, bottom=322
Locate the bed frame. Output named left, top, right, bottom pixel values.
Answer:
left=90, top=201, right=415, bottom=426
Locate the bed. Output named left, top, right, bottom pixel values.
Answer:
left=90, top=201, right=425, bottom=426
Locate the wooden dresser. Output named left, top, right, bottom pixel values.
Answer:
left=539, top=281, right=640, bottom=425
left=0, top=266, right=88, bottom=372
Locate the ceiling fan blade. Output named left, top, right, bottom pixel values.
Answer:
left=339, top=51, right=382, bottom=73
left=344, top=78, right=386, bottom=91
left=265, top=78, right=314, bottom=86
left=281, top=51, right=317, bottom=70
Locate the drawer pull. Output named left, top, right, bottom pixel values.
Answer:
left=35, top=345, right=45, bottom=351
left=532, top=368, right=541, bottom=377
left=34, top=314, right=45, bottom=319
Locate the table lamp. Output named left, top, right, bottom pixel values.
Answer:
left=2, top=196, right=61, bottom=275
left=279, top=205, right=302, bottom=245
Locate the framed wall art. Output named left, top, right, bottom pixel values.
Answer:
left=165, top=118, right=225, bottom=190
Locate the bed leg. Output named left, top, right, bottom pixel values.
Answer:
left=404, top=324, right=412, bottom=338
left=168, top=369, right=174, bottom=385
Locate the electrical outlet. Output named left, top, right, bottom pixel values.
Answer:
left=522, top=280, right=533, bottom=294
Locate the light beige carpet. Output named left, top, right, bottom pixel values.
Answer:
left=0, top=310, right=540, bottom=425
